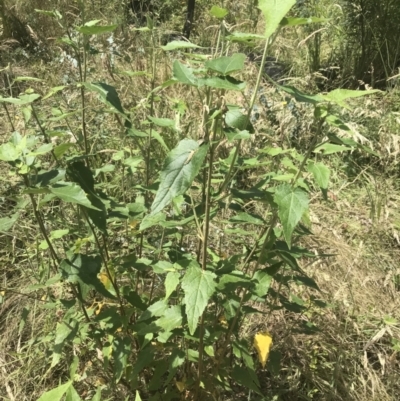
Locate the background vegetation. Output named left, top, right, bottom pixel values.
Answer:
left=1, top=0, right=400, bottom=400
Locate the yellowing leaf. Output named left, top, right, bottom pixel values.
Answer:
left=175, top=381, right=185, bottom=392
left=254, top=331, right=273, bottom=368
left=98, top=271, right=110, bottom=287
left=129, top=219, right=140, bottom=229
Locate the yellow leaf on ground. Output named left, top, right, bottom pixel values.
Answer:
left=254, top=331, right=273, bottom=368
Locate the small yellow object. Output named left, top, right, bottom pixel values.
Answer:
left=254, top=331, right=273, bottom=368
left=175, top=381, right=185, bottom=392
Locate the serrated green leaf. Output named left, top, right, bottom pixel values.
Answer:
left=0, top=142, right=20, bottom=161
left=60, top=253, right=116, bottom=300
left=90, top=387, right=101, bottom=401
left=150, top=139, right=208, bottom=215
left=0, top=213, right=19, bottom=232
left=65, top=385, right=82, bottom=401
left=181, top=264, right=216, bottom=335
left=323, top=88, right=380, bottom=109
left=274, top=184, right=309, bottom=248
left=279, top=85, right=324, bottom=104
left=198, top=76, right=246, bottom=91
left=54, top=143, right=75, bottom=158
left=231, top=365, right=261, bottom=394
left=252, top=269, right=274, bottom=297
left=307, top=162, right=330, bottom=189
left=37, top=381, right=72, bottom=401
left=84, top=82, right=124, bottom=114
left=148, top=116, right=176, bottom=128
left=43, top=86, right=66, bottom=100
left=161, top=41, right=202, bottom=51
left=313, top=143, right=351, bottom=154
left=155, top=305, right=183, bottom=332
left=205, top=54, right=246, bottom=75
left=229, top=212, right=265, bottom=225
left=225, top=110, right=251, bottom=130
left=50, top=182, right=101, bottom=210
left=112, top=336, right=131, bottom=383
left=172, top=60, right=198, bottom=86
left=165, top=271, right=180, bottom=299
left=140, top=212, right=166, bottom=230
left=52, top=320, right=79, bottom=367
left=258, top=0, right=296, bottom=39
left=0, top=93, right=40, bottom=105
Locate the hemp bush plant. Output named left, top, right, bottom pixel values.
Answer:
left=0, top=1, right=380, bottom=400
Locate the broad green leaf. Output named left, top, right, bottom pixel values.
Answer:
left=258, top=0, right=296, bottom=39
left=205, top=54, right=246, bottom=75
left=54, top=143, right=75, bottom=158
left=172, top=60, right=198, bottom=86
left=231, top=365, right=261, bottom=394
left=226, top=32, right=265, bottom=42
left=161, top=41, right=202, bottom=51
left=37, top=381, right=72, bottom=401
left=60, top=253, right=116, bottom=300
left=313, top=143, right=351, bottom=154
left=280, top=17, right=327, bottom=26
left=0, top=213, right=19, bottom=232
left=148, top=116, right=176, bottom=128
left=0, top=93, right=40, bottom=105
left=224, top=129, right=251, bottom=142
left=198, top=76, right=246, bottom=91
left=50, top=182, right=101, bottom=210
left=0, top=142, right=20, bottom=161
left=210, top=5, right=228, bottom=19
left=112, top=336, right=131, bottom=383
left=131, top=347, right=155, bottom=377
left=43, top=86, right=67, bottom=100
left=139, top=300, right=168, bottom=321
left=307, top=161, right=330, bottom=189
left=323, top=88, right=380, bottom=109
left=34, top=169, right=66, bottom=187
left=90, top=387, right=102, bottom=401
left=84, top=82, right=124, bottom=114
left=225, top=110, right=251, bottom=130
left=252, top=269, right=274, bottom=297
left=135, top=391, right=143, bottom=401
left=65, top=385, right=82, bottom=401
left=140, top=212, right=166, bottom=231
left=279, top=85, right=324, bottom=104
left=325, top=114, right=351, bottom=130
left=150, top=139, right=208, bottom=215
left=165, top=349, right=186, bottom=385
left=181, top=264, right=216, bottom=335
left=30, top=143, right=53, bottom=156
left=51, top=320, right=79, bottom=367
left=165, top=271, right=180, bottom=299
left=77, top=24, right=117, bottom=35
left=274, top=184, right=309, bottom=248
left=155, top=305, right=183, bottom=332
left=229, top=212, right=265, bottom=225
